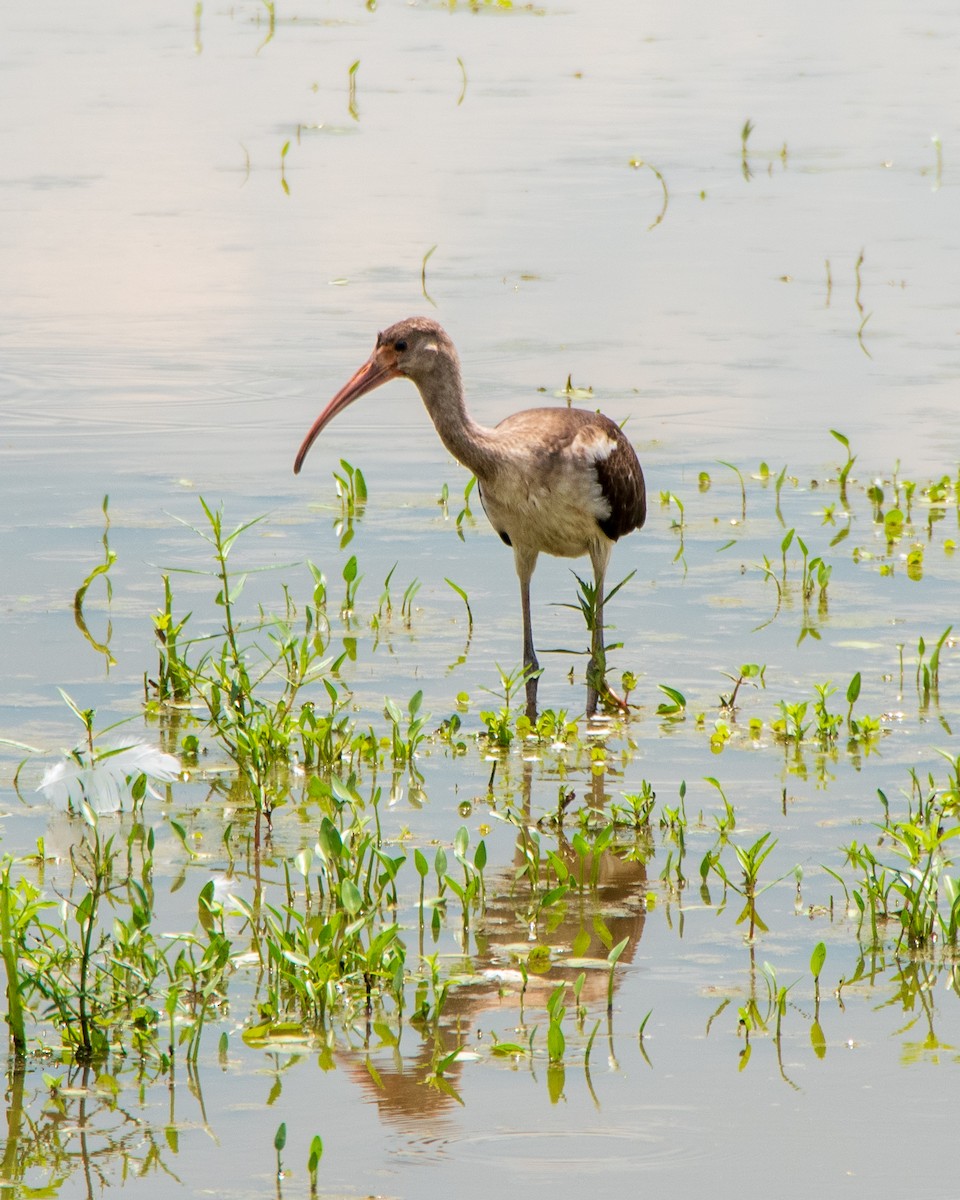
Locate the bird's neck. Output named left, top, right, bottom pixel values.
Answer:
left=414, top=360, right=497, bottom=478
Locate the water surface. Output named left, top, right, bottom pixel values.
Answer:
left=1, top=2, right=958, bottom=1197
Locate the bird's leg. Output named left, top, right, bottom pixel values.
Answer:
left=521, top=580, right=540, bottom=721
left=517, top=553, right=540, bottom=721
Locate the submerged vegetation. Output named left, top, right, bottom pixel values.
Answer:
left=1, top=432, right=958, bottom=1191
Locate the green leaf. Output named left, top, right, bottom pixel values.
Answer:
left=547, top=1020, right=565, bottom=1063
left=540, top=884, right=569, bottom=909
left=75, top=892, right=94, bottom=927
left=571, top=927, right=591, bottom=958
left=490, top=1041, right=527, bottom=1056
left=527, top=945, right=552, bottom=974
left=607, top=935, right=629, bottom=966
left=317, top=817, right=342, bottom=861
left=656, top=684, right=686, bottom=714
left=74, top=551, right=117, bottom=613
left=340, top=878, right=363, bottom=915
left=546, top=850, right=569, bottom=883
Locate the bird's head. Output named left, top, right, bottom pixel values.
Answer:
left=294, top=317, right=455, bottom=474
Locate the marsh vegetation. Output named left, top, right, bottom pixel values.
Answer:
left=3, top=433, right=958, bottom=1193
left=1, top=0, right=957, bottom=1195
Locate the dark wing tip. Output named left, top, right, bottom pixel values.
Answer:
left=596, top=430, right=646, bottom=540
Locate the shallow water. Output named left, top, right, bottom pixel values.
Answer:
left=2, top=1, right=959, bottom=1197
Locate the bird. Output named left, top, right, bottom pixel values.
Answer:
left=294, top=317, right=646, bottom=719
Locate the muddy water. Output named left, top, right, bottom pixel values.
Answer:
left=2, top=1, right=959, bottom=1197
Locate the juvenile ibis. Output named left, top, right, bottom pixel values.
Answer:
left=294, top=317, right=646, bottom=719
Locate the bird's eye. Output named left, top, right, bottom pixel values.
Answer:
left=394, top=339, right=407, bottom=353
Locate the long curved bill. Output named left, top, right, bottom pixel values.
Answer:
left=294, top=349, right=402, bottom=475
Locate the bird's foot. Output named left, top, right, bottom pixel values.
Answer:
left=586, top=665, right=630, bottom=718
left=600, top=683, right=631, bottom=714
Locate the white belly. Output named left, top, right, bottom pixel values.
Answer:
left=478, top=456, right=610, bottom=560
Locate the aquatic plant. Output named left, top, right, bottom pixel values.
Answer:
left=719, top=662, right=766, bottom=712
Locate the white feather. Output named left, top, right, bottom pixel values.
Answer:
left=38, top=737, right=181, bottom=814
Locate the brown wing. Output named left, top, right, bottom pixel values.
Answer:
left=592, top=415, right=646, bottom=540
left=490, top=405, right=646, bottom=545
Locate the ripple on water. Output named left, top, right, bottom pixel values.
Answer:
left=447, top=1118, right=701, bottom=1174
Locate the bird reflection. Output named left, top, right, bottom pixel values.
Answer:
left=339, top=760, right=648, bottom=1132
